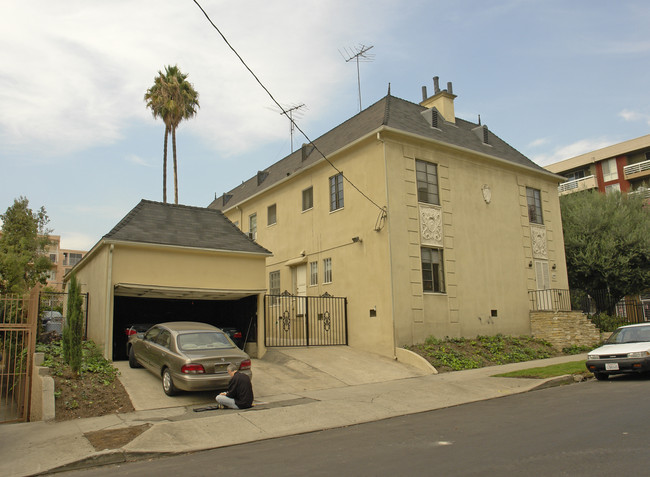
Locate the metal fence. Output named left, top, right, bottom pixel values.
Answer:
left=529, top=288, right=650, bottom=323
left=265, top=293, right=348, bottom=347
left=0, top=290, right=38, bottom=423
left=39, top=291, right=89, bottom=339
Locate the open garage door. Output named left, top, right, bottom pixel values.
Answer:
left=111, top=284, right=260, bottom=360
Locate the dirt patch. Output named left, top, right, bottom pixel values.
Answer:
left=53, top=369, right=134, bottom=421
left=84, top=424, right=152, bottom=451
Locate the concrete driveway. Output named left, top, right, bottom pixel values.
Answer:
left=115, top=346, right=431, bottom=411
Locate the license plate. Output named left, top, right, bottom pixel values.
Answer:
left=605, top=363, right=619, bottom=371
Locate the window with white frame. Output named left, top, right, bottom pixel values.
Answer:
left=421, top=247, right=445, bottom=293
left=302, top=187, right=313, bottom=212
left=602, top=158, right=618, bottom=182
left=323, top=258, right=332, bottom=283
left=249, top=213, right=257, bottom=240
left=309, top=261, right=318, bottom=286
left=329, top=174, right=344, bottom=211
left=605, top=183, right=621, bottom=194
left=267, top=204, right=277, bottom=226
left=526, top=187, right=543, bottom=224
left=416, top=160, right=440, bottom=205
left=269, top=271, right=280, bottom=295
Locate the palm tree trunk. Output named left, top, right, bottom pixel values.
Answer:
left=163, top=126, right=169, bottom=203
left=172, top=127, right=179, bottom=204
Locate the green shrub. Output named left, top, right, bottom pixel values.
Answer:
left=589, top=313, right=629, bottom=332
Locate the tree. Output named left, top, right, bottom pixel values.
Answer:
left=560, top=191, right=650, bottom=313
left=0, top=197, right=52, bottom=294
left=62, top=274, right=83, bottom=374
left=144, top=65, right=200, bottom=204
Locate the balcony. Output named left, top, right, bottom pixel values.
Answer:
left=624, top=159, right=650, bottom=180
left=557, top=175, right=597, bottom=195
left=629, top=187, right=650, bottom=200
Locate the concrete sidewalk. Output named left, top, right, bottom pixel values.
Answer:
left=0, top=352, right=588, bottom=477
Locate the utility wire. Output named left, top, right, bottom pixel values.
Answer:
left=191, top=0, right=385, bottom=213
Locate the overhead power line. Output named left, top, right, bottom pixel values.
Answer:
left=191, top=0, right=385, bottom=214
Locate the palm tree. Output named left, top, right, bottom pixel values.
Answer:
left=144, top=65, right=200, bottom=204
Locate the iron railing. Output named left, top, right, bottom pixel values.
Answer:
left=529, top=288, right=650, bottom=323
left=264, top=293, right=347, bottom=347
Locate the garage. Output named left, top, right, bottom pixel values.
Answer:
left=67, top=200, right=271, bottom=361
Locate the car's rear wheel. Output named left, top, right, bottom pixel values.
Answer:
left=162, top=368, right=178, bottom=396
left=594, top=372, right=609, bottom=381
left=128, top=347, right=142, bottom=368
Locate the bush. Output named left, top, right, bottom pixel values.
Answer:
left=589, top=313, right=629, bottom=332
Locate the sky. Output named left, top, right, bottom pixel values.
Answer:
left=1, top=0, right=649, bottom=251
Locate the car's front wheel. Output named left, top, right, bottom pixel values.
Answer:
left=162, top=368, right=179, bottom=396
left=594, top=371, right=609, bottom=381
left=128, top=347, right=142, bottom=369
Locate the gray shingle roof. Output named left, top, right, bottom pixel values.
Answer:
left=209, top=94, right=549, bottom=211
left=104, top=200, right=271, bottom=255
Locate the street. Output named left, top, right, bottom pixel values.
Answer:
left=57, top=376, right=650, bottom=476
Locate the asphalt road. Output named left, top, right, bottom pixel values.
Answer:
left=57, top=375, right=650, bottom=477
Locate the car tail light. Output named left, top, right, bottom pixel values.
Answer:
left=239, top=359, right=251, bottom=370
left=181, top=364, right=205, bottom=374
left=233, top=332, right=242, bottom=339
left=125, top=328, right=137, bottom=336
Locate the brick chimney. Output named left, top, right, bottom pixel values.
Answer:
left=420, top=76, right=456, bottom=124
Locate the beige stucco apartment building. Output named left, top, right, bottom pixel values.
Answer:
left=210, top=79, right=570, bottom=358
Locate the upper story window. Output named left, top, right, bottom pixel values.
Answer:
left=421, top=247, right=445, bottom=293
left=416, top=160, right=440, bottom=205
left=323, top=258, right=332, bottom=283
left=267, top=204, right=277, bottom=226
left=526, top=187, right=543, bottom=224
left=302, top=187, right=313, bottom=212
left=249, top=213, right=257, bottom=240
left=329, top=173, right=344, bottom=211
left=602, top=158, right=618, bottom=182
left=49, top=253, right=57, bottom=263
left=565, top=169, right=586, bottom=182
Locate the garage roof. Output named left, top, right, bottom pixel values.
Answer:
left=113, top=283, right=264, bottom=300
left=104, top=200, right=271, bottom=255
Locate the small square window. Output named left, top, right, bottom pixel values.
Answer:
left=268, top=204, right=277, bottom=226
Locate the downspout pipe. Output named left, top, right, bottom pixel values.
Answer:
left=104, top=244, right=114, bottom=359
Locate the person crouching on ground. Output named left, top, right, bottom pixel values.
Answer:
left=216, top=363, right=253, bottom=409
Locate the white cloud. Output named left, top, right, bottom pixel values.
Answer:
left=60, top=232, right=96, bottom=251
left=0, top=0, right=389, bottom=160
left=532, top=138, right=617, bottom=166
left=528, top=138, right=548, bottom=148
left=619, top=109, right=650, bottom=125
left=126, top=154, right=154, bottom=168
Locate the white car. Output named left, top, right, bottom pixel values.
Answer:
left=586, top=323, right=650, bottom=381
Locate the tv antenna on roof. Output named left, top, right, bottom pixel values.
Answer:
left=340, top=44, right=375, bottom=112
left=275, top=103, right=306, bottom=153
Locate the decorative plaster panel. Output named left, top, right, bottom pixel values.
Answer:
left=420, top=205, right=443, bottom=247
left=530, top=225, right=548, bottom=259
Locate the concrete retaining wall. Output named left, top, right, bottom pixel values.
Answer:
left=530, top=311, right=601, bottom=350
left=30, top=353, right=55, bottom=422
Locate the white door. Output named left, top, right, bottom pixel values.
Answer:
left=535, top=260, right=551, bottom=310
left=294, top=264, right=307, bottom=316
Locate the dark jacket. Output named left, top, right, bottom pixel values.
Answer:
left=226, top=371, right=253, bottom=409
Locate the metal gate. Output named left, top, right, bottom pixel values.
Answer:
left=0, top=290, right=38, bottom=423
left=265, top=292, right=347, bottom=347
